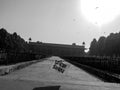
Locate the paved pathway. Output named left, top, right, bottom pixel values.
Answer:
left=0, top=56, right=120, bottom=90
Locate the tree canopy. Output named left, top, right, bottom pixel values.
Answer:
left=0, top=28, right=29, bottom=52
left=89, top=32, right=120, bottom=57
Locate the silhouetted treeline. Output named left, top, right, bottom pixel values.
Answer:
left=89, top=32, right=120, bottom=57
left=0, top=28, right=45, bottom=65
left=0, top=28, right=29, bottom=52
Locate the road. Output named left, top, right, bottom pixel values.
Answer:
left=0, top=56, right=120, bottom=90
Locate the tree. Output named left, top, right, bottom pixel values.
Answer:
left=29, top=37, right=32, bottom=43
left=0, top=28, right=29, bottom=52
left=82, top=42, right=85, bottom=46
left=0, top=28, right=7, bottom=49
left=89, top=32, right=120, bottom=57
left=97, top=36, right=106, bottom=56
left=89, top=38, right=97, bottom=55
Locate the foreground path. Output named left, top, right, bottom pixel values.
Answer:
left=0, top=56, right=120, bottom=90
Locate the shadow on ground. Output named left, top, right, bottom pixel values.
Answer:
left=33, top=86, right=61, bottom=90
left=64, top=59, right=120, bottom=83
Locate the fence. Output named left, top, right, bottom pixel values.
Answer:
left=0, top=51, right=38, bottom=65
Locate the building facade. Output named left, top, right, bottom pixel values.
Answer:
left=29, top=42, right=85, bottom=57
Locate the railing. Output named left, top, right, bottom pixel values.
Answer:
left=61, top=56, right=120, bottom=75
left=0, top=51, right=47, bottom=65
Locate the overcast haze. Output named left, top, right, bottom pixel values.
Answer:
left=0, top=0, right=120, bottom=49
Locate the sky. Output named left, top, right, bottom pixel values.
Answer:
left=0, top=0, right=120, bottom=50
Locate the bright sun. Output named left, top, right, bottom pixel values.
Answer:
left=81, top=0, right=120, bottom=26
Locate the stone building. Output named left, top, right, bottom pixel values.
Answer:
left=29, top=42, right=85, bottom=57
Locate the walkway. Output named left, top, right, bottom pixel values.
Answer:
left=0, top=56, right=120, bottom=90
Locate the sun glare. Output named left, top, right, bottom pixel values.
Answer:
left=81, top=0, right=120, bottom=26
